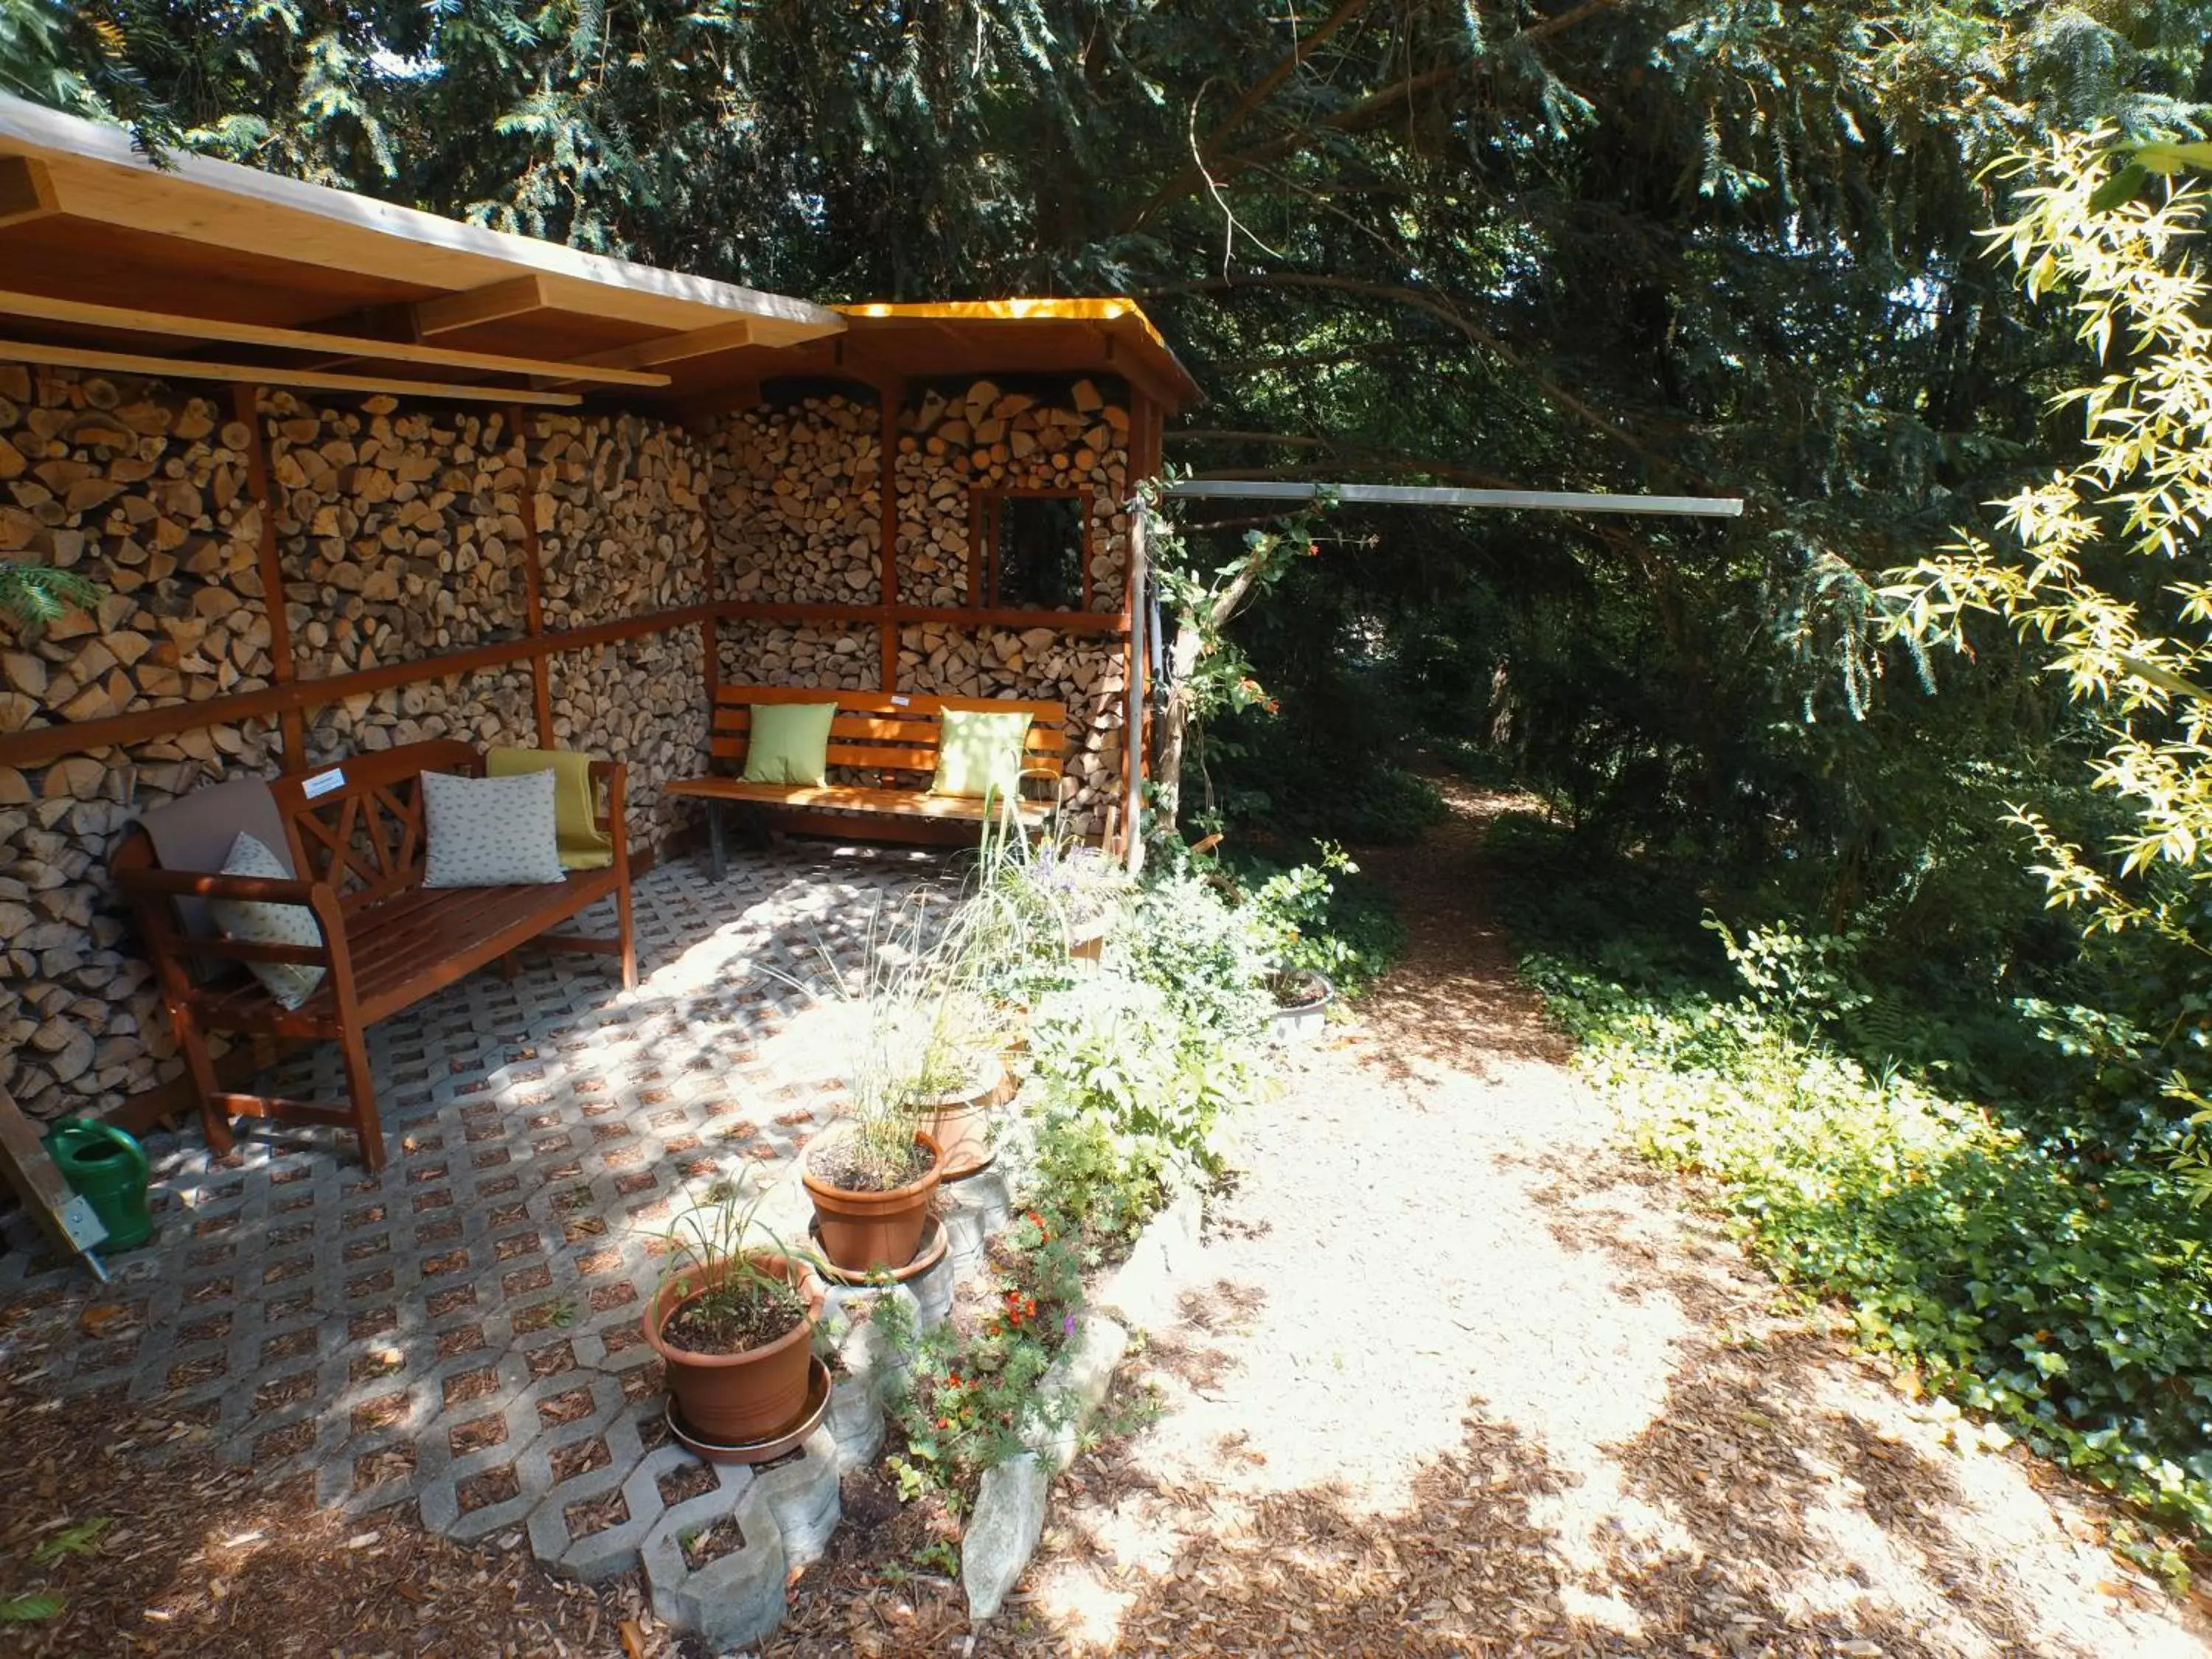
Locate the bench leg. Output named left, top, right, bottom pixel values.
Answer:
left=170, top=1004, right=236, bottom=1161
left=616, top=874, right=638, bottom=991
left=706, top=799, right=727, bottom=880
left=338, top=1021, right=385, bottom=1175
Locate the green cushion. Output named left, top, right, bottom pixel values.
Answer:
left=743, top=700, right=837, bottom=785
left=932, top=709, right=1033, bottom=800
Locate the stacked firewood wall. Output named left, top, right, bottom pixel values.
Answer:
left=535, top=411, right=712, bottom=841
left=1, top=361, right=1141, bottom=1123
left=0, top=367, right=714, bottom=1124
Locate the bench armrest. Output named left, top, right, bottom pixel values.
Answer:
left=591, top=759, right=631, bottom=871
left=114, top=865, right=327, bottom=907
left=116, top=863, right=358, bottom=988
left=1018, top=764, right=1066, bottom=801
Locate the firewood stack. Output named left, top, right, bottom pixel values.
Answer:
left=706, top=397, right=883, bottom=602
left=0, top=364, right=1140, bottom=1123
left=537, top=412, right=709, bottom=627
left=1, top=366, right=282, bottom=1122
left=897, top=377, right=1131, bottom=609
left=266, top=394, right=526, bottom=674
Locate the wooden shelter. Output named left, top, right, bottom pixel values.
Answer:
left=0, top=92, right=1194, bottom=1133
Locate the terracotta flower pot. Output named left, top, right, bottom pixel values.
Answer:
left=802, top=1129, right=945, bottom=1273
left=914, top=1052, right=1008, bottom=1181
left=644, top=1252, right=824, bottom=1444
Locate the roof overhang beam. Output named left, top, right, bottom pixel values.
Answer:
left=0, top=285, right=670, bottom=389
left=0, top=338, right=583, bottom=406
left=1165, top=479, right=1744, bottom=518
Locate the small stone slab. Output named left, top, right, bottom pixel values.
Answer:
left=961, top=1452, right=1048, bottom=1623
left=752, top=1425, right=841, bottom=1567
left=1029, top=1312, right=1127, bottom=1476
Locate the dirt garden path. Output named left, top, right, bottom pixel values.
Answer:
left=781, top=779, right=2212, bottom=1657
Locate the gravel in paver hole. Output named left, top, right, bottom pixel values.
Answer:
left=536, top=1387, right=594, bottom=1427
left=444, top=1366, right=499, bottom=1409
left=455, top=1464, right=521, bottom=1514
left=563, top=1492, right=628, bottom=1540
left=547, top=1436, right=611, bottom=1484
left=657, top=1462, right=716, bottom=1507
left=681, top=1516, right=745, bottom=1570
left=448, top=1416, right=506, bottom=1455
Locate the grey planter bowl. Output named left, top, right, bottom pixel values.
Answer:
left=1267, top=970, right=1335, bottom=1046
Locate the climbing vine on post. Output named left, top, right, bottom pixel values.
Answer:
left=1142, top=480, right=1329, bottom=841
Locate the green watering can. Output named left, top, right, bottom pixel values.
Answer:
left=46, top=1119, right=153, bottom=1253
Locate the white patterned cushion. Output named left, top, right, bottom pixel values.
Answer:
left=208, top=832, right=326, bottom=1009
left=420, top=769, right=565, bottom=888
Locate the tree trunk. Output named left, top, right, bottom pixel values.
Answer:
left=1153, top=609, right=1205, bottom=836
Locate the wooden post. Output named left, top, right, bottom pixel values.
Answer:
left=877, top=378, right=903, bottom=692
left=0, top=1081, right=108, bottom=1279
left=507, top=404, right=556, bottom=746
left=230, top=383, right=305, bottom=766
left=1122, top=390, right=1158, bottom=871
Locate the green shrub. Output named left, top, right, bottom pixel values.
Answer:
left=1022, top=973, right=1252, bottom=1239
left=1529, top=946, right=2212, bottom=1543
left=878, top=1206, right=1085, bottom=1512
left=1241, top=841, right=1405, bottom=991
left=1119, top=871, right=1273, bottom=1043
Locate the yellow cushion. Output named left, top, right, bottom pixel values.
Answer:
left=487, top=748, right=613, bottom=871
left=931, top=709, right=1032, bottom=800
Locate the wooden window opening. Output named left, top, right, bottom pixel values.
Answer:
left=972, top=488, right=1091, bottom=611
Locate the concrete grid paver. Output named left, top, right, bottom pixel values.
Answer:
left=0, top=843, right=953, bottom=1603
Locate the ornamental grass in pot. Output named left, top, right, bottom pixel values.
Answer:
left=644, top=1175, right=826, bottom=1444
left=803, top=1113, right=946, bottom=1273
left=800, top=941, right=960, bottom=1271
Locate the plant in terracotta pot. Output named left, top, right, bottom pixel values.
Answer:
left=802, top=1067, right=947, bottom=1273
left=644, top=1174, right=826, bottom=1444
left=1021, top=836, right=1130, bottom=961
left=891, top=987, right=1013, bottom=1180
left=795, top=908, right=967, bottom=1270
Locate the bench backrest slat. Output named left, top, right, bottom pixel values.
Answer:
left=266, top=740, right=482, bottom=910
left=708, top=686, right=1066, bottom=787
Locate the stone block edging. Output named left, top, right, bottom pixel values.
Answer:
left=959, top=1186, right=1206, bottom=1622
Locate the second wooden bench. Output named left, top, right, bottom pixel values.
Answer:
left=666, top=686, right=1066, bottom=874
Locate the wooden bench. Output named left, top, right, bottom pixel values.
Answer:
left=666, top=686, right=1066, bottom=875
left=112, top=740, right=636, bottom=1173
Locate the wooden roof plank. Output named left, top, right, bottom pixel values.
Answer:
left=0, top=156, right=57, bottom=229
left=0, top=93, right=844, bottom=344
left=557, top=319, right=757, bottom=376
left=0, top=285, right=671, bottom=387
left=0, top=339, right=583, bottom=406
left=411, top=275, right=549, bottom=338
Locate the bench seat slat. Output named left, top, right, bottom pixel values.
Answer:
left=664, top=778, right=1051, bottom=821
left=187, top=869, right=624, bottom=1029
left=708, top=738, right=1058, bottom=773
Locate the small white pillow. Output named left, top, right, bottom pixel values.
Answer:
left=208, top=832, right=326, bottom=1009
left=421, top=769, right=565, bottom=888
